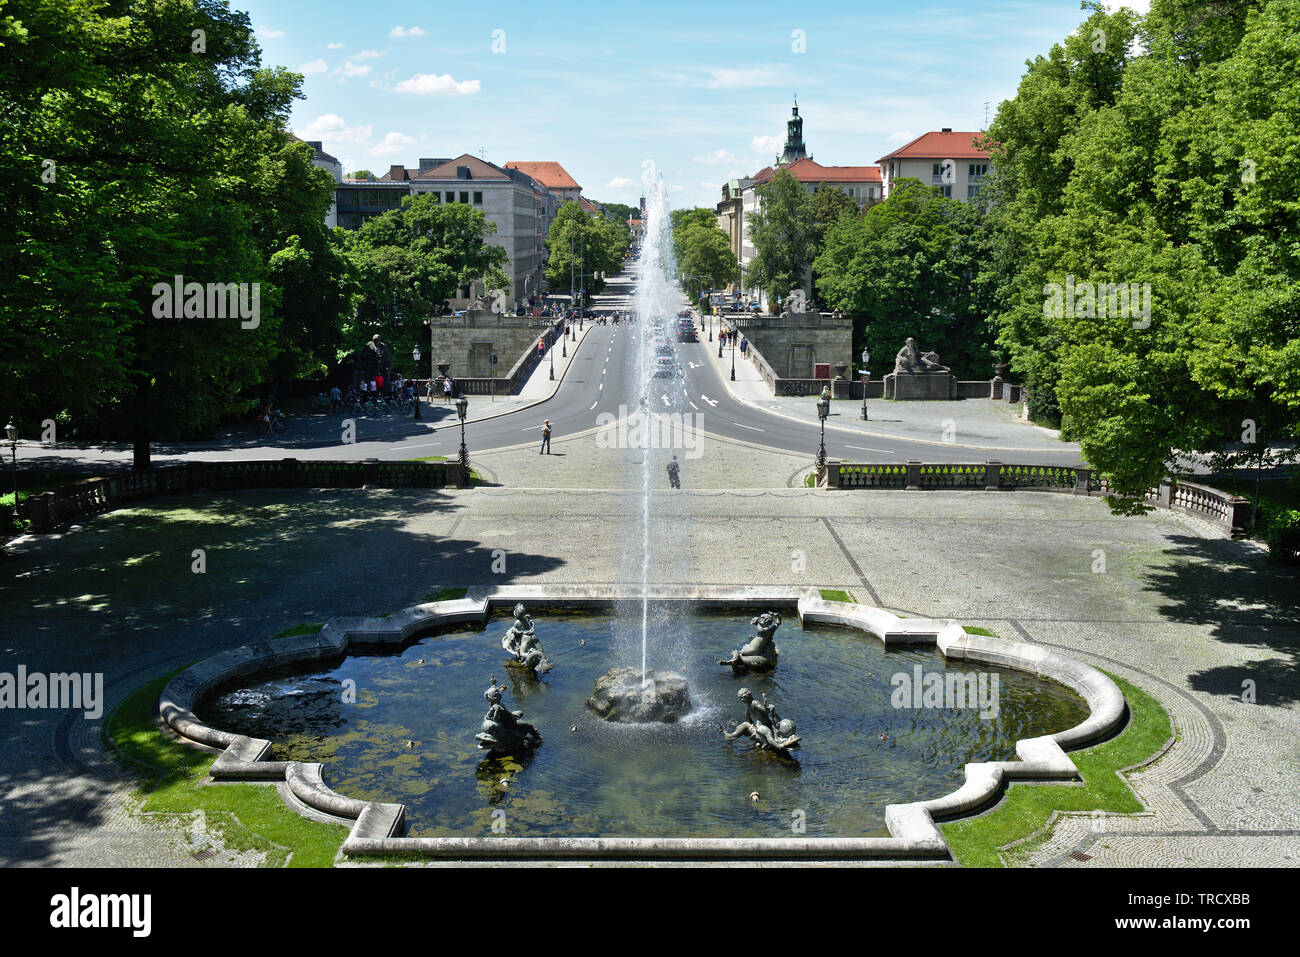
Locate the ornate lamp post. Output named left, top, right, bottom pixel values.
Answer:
left=455, top=395, right=470, bottom=477
left=549, top=326, right=556, bottom=380
left=860, top=347, right=870, bottom=421
left=411, top=346, right=422, bottom=420
left=816, top=396, right=830, bottom=469
left=730, top=324, right=737, bottom=382
left=5, top=421, right=17, bottom=524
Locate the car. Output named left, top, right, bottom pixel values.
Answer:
left=653, top=356, right=678, bottom=378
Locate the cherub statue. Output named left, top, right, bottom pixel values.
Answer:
left=719, top=687, right=800, bottom=755
left=475, top=676, right=542, bottom=755
left=719, top=611, right=781, bottom=674
left=502, top=603, right=554, bottom=675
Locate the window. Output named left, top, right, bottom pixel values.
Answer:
left=967, top=184, right=983, bottom=199
left=968, top=163, right=988, bottom=181
left=473, top=191, right=483, bottom=205
left=446, top=191, right=455, bottom=203
left=460, top=191, right=469, bottom=203
left=937, top=185, right=953, bottom=198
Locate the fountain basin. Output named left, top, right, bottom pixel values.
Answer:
left=586, top=667, right=691, bottom=723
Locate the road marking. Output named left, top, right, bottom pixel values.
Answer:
left=589, top=401, right=598, bottom=411
left=700, top=395, right=718, bottom=407
left=846, top=445, right=895, bottom=453
left=733, top=422, right=763, bottom=432
left=661, top=394, right=671, bottom=407
left=689, top=401, right=699, bottom=410
left=599, top=382, right=604, bottom=390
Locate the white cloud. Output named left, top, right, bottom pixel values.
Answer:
left=335, top=61, right=372, bottom=79
left=703, top=64, right=789, bottom=89
left=353, top=49, right=385, bottom=60
left=692, top=148, right=737, bottom=165
left=258, top=28, right=285, bottom=40
left=295, top=113, right=373, bottom=146
left=669, top=184, right=686, bottom=193
left=700, top=180, right=722, bottom=189
left=389, top=25, right=427, bottom=38
left=366, top=132, right=417, bottom=158
left=751, top=134, right=782, bottom=155
left=326, top=42, right=344, bottom=50
left=606, top=177, right=634, bottom=188
left=298, top=60, right=328, bottom=75
left=888, top=130, right=915, bottom=143
left=393, top=73, right=480, bottom=95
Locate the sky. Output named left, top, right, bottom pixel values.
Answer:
left=238, top=0, right=1150, bottom=212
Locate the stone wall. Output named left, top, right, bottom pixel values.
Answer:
left=428, top=309, right=559, bottom=379
left=720, top=311, right=853, bottom=379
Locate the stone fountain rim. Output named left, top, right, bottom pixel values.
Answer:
left=156, top=585, right=1128, bottom=861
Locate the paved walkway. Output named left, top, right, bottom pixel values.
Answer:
left=2, top=483, right=1295, bottom=867
left=701, top=317, right=1078, bottom=455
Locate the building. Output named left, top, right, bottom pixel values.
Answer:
left=504, top=161, right=583, bottom=205
left=877, top=129, right=991, bottom=201
left=733, top=102, right=883, bottom=305
left=298, top=139, right=343, bottom=227
left=334, top=154, right=561, bottom=311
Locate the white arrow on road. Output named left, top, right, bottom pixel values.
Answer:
left=700, top=395, right=718, bottom=407
left=688, top=362, right=701, bottom=369
left=661, top=394, right=671, bottom=407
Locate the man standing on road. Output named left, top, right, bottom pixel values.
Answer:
left=667, top=455, right=681, bottom=489
left=540, top=418, right=552, bottom=455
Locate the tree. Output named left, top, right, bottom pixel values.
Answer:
left=812, top=185, right=861, bottom=228
left=815, top=179, right=997, bottom=380
left=348, top=169, right=375, bottom=180
left=670, top=210, right=736, bottom=297
left=746, top=169, right=819, bottom=307
left=545, top=201, right=628, bottom=297
left=343, top=193, right=509, bottom=362
left=0, top=0, right=346, bottom=468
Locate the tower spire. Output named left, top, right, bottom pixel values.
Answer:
left=780, top=97, right=807, bottom=165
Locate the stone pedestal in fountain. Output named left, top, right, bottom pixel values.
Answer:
left=586, top=667, right=691, bottom=723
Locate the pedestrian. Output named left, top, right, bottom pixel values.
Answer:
left=443, top=376, right=453, bottom=404
left=666, top=455, right=681, bottom=489
left=329, top=384, right=342, bottom=411
left=540, top=418, right=552, bottom=455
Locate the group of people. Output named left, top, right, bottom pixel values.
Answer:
left=717, top=329, right=749, bottom=356
left=336, top=372, right=413, bottom=410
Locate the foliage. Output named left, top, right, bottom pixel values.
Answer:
left=745, top=169, right=820, bottom=305
left=811, top=185, right=861, bottom=228
left=670, top=208, right=736, bottom=296
left=544, top=201, right=628, bottom=297
left=348, top=169, right=375, bottom=180
left=0, top=0, right=349, bottom=468
left=986, top=0, right=1300, bottom=502
left=815, top=179, right=998, bottom=379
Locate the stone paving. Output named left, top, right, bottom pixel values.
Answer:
left=2, top=479, right=1296, bottom=867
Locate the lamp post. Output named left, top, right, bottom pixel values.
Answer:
left=411, top=346, right=422, bottom=420
left=549, top=325, right=556, bottom=380
left=455, top=395, right=470, bottom=479
left=816, top=396, right=829, bottom=470
left=860, top=347, right=870, bottom=421
left=730, top=324, right=737, bottom=382
left=5, top=421, right=17, bottom=525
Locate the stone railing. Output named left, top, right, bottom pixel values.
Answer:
left=824, top=461, right=1251, bottom=535
left=25, top=458, right=468, bottom=533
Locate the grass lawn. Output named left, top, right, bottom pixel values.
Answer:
left=105, top=668, right=348, bottom=867
left=940, top=672, right=1172, bottom=867
left=818, top=588, right=856, bottom=603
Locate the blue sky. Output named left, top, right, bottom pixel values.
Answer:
left=239, top=0, right=1144, bottom=211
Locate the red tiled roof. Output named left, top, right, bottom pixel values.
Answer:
left=504, top=161, right=581, bottom=192
left=579, top=196, right=601, bottom=214
left=750, top=157, right=882, bottom=186
left=877, top=131, right=990, bottom=163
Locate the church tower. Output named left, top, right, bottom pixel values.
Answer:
left=780, top=99, right=808, bottom=165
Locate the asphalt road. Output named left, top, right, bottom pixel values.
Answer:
left=18, top=268, right=1085, bottom=473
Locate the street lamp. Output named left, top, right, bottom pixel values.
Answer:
left=730, top=324, right=737, bottom=382
left=455, top=395, right=470, bottom=479
left=5, top=421, right=17, bottom=523
left=860, top=347, right=870, bottom=421
left=816, top=396, right=830, bottom=469
left=411, top=346, right=422, bottom=420
left=549, top=326, right=556, bottom=380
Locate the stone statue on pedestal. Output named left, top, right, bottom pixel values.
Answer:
left=893, top=337, right=949, bottom=375
left=502, top=603, right=554, bottom=675
left=475, top=676, right=542, bottom=756
left=719, top=611, right=781, bottom=674
left=720, top=687, right=800, bottom=756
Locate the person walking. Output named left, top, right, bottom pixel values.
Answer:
left=540, top=419, right=552, bottom=454
left=666, top=455, right=681, bottom=489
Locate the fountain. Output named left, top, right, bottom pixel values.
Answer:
left=719, top=611, right=782, bottom=674
left=586, top=666, right=691, bottom=723
left=720, top=687, right=801, bottom=758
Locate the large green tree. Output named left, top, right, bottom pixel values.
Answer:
left=987, top=0, right=1300, bottom=504
left=545, top=201, right=627, bottom=298
left=746, top=169, right=820, bottom=307
left=342, top=194, right=509, bottom=362
left=670, top=210, right=736, bottom=298
left=815, top=179, right=996, bottom=379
